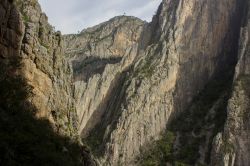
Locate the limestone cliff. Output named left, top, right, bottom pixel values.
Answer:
left=65, top=0, right=245, bottom=165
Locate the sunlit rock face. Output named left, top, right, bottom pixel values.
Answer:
left=64, top=0, right=246, bottom=165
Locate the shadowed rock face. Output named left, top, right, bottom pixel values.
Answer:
left=211, top=1, right=250, bottom=165
left=72, top=56, right=122, bottom=82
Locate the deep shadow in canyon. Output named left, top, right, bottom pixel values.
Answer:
left=0, top=57, right=94, bottom=166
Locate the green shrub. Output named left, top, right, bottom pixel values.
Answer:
left=138, top=131, right=175, bottom=165
left=22, top=13, right=30, bottom=24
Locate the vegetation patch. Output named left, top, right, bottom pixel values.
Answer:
left=22, top=13, right=30, bottom=24
left=134, top=55, right=156, bottom=78
left=137, top=131, right=176, bottom=166
left=40, top=41, right=50, bottom=50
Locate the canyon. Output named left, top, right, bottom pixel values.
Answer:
left=0, top=0, right=250, bottom=165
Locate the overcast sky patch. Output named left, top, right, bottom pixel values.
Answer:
left=38, top=0, right=161, bottom=34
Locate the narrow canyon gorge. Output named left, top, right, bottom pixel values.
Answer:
left=0, top=0, right=250, bottom=165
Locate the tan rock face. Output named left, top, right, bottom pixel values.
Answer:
left=0, top=0, right=77, bottom=137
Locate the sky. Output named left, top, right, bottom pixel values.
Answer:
left=38, top=0, right=162, bottom=34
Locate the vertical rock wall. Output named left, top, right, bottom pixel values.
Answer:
left=1, top=0, right=78, bottom=136
left=212, top=1, right=250, bottom=165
